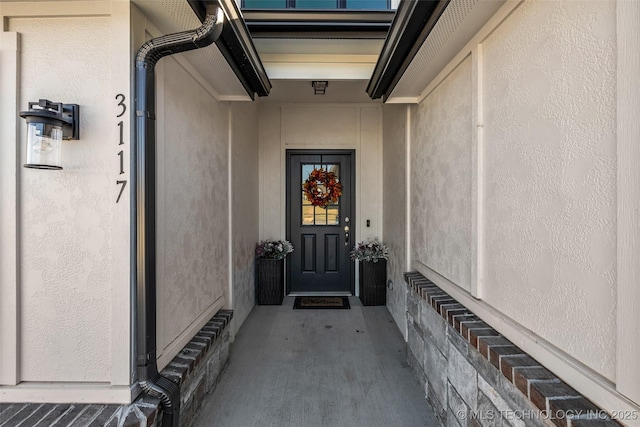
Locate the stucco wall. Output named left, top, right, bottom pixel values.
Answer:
left=410, top=0, right=616, bottom=381
left=155, top=56, right=229, bottom=369
left=481, top=0, right=616, bottom=380
left=258, top=103, right=383, bottom=294
left=411, top=57, right=473, bottom=292
left=382, top=104, right=408, bottom=333
left=231, top=102, right=259, bottom=336
left=6, top=15, right=124, bottom=384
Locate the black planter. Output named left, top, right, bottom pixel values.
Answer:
left=256, top=258, right=284, bottom=305
left=359, top=259, right=387, bottom=306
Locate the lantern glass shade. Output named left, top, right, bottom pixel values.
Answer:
left=25, top=122, right=63, bottom=170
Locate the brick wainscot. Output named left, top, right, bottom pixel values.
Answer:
left=404, top=272, right=622, bottom=427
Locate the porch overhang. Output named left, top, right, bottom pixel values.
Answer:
left=188, top=0, right=271, bottom=98
left=366, top=0, right=449, bottom=101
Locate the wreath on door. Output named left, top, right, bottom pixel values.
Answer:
left=303, top=168, right=343, bottom=208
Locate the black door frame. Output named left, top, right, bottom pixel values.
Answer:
left=286, top=149, right=356, bottom=295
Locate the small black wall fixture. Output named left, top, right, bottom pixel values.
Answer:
left=312, top=81, right=328, bottom=95
left=134, top=5, right=223, bottom=427
left=19, top=99, right=79, bottom=170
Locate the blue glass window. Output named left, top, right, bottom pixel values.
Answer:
left=243, top=0, right=287, bottom=8
left=346, top=0, right=388, bottom=9
left=296, top=0, right=337, bottom=8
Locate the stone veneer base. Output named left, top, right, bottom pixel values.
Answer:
left=0, top=309, right=233, bottom=427
left=404, top=272, right=622, bottom=427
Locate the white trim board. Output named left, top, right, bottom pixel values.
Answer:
left=0, top=31, right=20, bottom=387
left=470, top=45, right=483, bottom=299
left=615, top=0, right=640, bottom=405
left=0, top=1, right=111, bottom=21
left=227, top=105, right=234, bottom=338
left=109, top=0, right=133, bottom=388
left=0, top=383, right=136, bottom=405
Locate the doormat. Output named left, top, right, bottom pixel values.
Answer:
left=293, top=297, right=350, bottom=310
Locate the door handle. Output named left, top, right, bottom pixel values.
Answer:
left=345, top=232, right=349, bottom=246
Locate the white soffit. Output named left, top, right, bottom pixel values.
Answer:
left=387, top=0, right=505, bottom=102
left=254, top=38, right=384, bottom=80
left=132, top=0, right=250, bottom=100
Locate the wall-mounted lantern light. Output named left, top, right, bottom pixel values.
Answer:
left=19, top=99, right=80, bottom=170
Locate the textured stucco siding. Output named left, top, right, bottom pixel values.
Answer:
left=481, top=0, right=617, bottom=380
left=409, top=0, right=617, bottom=380
left=411, top=56, right=473, bottom=291
left=12, top=16, right=115, bottom=382
left=156, top=57, right=229, bottom=364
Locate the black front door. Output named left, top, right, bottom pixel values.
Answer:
left=287, top=151, right=355, bottom=294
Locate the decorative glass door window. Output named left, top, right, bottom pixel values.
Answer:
left=301, top=163, right=340, bottom=226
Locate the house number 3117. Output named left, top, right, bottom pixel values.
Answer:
left=115, top=93, right=127, bottom=203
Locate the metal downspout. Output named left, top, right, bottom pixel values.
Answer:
left=133, top=6, right=224, bottom=427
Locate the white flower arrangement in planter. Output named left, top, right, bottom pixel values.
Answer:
left=350, top=239, right=389, bottom=263
left=255, top=239, right=294, bottom=260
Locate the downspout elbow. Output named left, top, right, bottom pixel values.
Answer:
left=136, top=9, right=224, bottom=67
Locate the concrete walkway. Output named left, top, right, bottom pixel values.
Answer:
left=193, top=297, right=439, bottom=427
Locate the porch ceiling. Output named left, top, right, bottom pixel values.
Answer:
left=254, top=38, right=384, bottom=81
